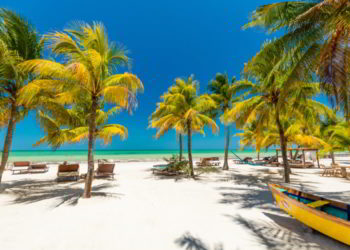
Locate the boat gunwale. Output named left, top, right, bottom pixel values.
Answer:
left=269, top=183, right=350, bottom=228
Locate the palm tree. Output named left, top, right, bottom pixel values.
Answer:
left=0, top=9, right=42, bottom=183
left=222, top=40, right=322, bottom=183
left=236, top=100, right=334, bottom=163
left=326, top=121, right=350, bottom=154
left=32, top=99, right=127, bottom=150
left=151, top=76, right=218, bottom=177
left=244, top=1, right=350, bottom=120
left=316, top=116, right=344, bottom=164
left=150, top=93, right=185, bottom=160
left=20, top=22, right=143, bottom=198
left=236, top=121, right=268, bottom=160
left=208, top=73, right=240, bottom=170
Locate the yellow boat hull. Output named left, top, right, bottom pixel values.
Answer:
left=269, top=184, right=350, bottom=246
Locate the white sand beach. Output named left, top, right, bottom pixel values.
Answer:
left=0, top=159, right=349, bottom=250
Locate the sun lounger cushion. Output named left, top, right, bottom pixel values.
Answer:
left=57, top=164, right=79, bottom=180
left=29, top=164, right=48, bottom=173
left=58, top=164, right=79, bottom=172
left=14, top=161, right=31, bottom=167
left=95, top=164, right=115, bottom=179
left=12, top=161, right=31, bottom=174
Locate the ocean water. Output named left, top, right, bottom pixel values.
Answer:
left=1, top=149, right=276, bottom=163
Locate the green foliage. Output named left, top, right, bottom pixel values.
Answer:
left=208, top=73, right=240, bottom=116
left=244, top=1, right=350, bottom=118
left=0, top=9, right=42, bottom=125
left=34, top=102, right=128, bottom=150
left=150, top=75, right=218, bottom=137
left=163, top=154, right=190, bottom=174
left=0, top=8, right=43, bottom=60
left=19, top=22, right=143, bottom=150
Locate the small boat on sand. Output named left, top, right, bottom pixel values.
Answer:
left=269, top=183, right=350, bottom=245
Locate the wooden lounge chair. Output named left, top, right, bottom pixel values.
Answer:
left=340, top=167, right=350, bottom=178
left=289, top=162, right=314, bottom=168
left=152, top=160, right=188, bottom=176
left=152, top=165, right=182, bottom=176
left=322, top=165, right=350, bottom=178
left=12, top=161, right=31, bottom=174
left=57, top=164, right=80, bottom=181
left=322, top=163, right=339, bottom=177
left=95, top=163, right=115, bottom=179
left=152, top=165, right=178, bottom=176
left=196, top=157, right=220, bottom=167
left=268, top=161, right=280, bottom=167
left=29, top=164, right=48, bottom=174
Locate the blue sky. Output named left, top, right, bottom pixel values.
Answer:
left=0, top=0, right=330, bottom=151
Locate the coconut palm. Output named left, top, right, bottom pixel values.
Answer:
left=150, top=94, right=185, bottom=160
left=222, top=39, right=323, bottom=183
left=19, top=22, right=143, bottom=198
left=314, top=116, right=346, bottom=164
left=33, top=99, right=127, bottom=150
left=236, top=120, right=268, bottom=160
left=236, top=103, right=334, bottom=163
left=0, top=9, right=43, bottom=183
left=244, top=1, right=350, bottom=120
left=326, top=121, right=350, bottom=154
left=208, top=73, right=241, bottom=170
left=151, top=76, right=218, bottom=177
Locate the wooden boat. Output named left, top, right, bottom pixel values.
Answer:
left=269, top=183, right=350, bottom=245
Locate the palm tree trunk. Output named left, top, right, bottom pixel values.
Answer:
left=257, top=151, right=260, bottom=161
left=83, top=96, right=98, bottom=198
left=187, top=121, right=194, bottom=177
left=179, top=134, right=183, bottom=161
left=223, top=125, right=230, bottom=170
left=331, top=152, right=336, bottom=165
left=0, top=103, right=16, bottom=184
left=275, top=108, right=290, bottom=183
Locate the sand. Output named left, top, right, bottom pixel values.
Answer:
left=0, top=159, right=349, bottom=250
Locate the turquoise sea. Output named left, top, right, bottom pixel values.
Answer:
left=1, top=149, right=276, bottom=163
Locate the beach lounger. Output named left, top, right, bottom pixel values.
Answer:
left=29, top=164, right=48, bottom=174
left=196, top=157, right=220, bottom=167
left=322, top=165, right=350, bottom=178
left=269, top=161, right=280, bottom=167
left=289, top=162, right=314, bottom=168
left=231, top=151, right=251, bottom=164
left=95, top=163, right=115, bottom=179
left=152, top=161, right=187, bottom=176
left=57, top=164, right=80, bottom=181
left=12, top=161, right=31, bottom=174
left=231, top=152, right=268, bottom=166
left=152, top=164, right=176, bottom=175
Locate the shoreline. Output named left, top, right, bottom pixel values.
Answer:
left=4, top=150, right=350, bottom=162
left=3, top=151, right=349, bottom=165
left=1, top=150, right=277, bottom=163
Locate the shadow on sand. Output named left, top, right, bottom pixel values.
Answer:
left=217, top=170, right=295, bottom=211
left=226, top=213, right=348, bottom=250
left=145, top=167, right=218, bottom=182
left=217, top=169, right=350, bottom=249
left=0, top=179, right=121, bottom=208
left=175, top=232, right=224, bottom=250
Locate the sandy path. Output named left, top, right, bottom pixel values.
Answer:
left=0, top=161, right=349, bottom=250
